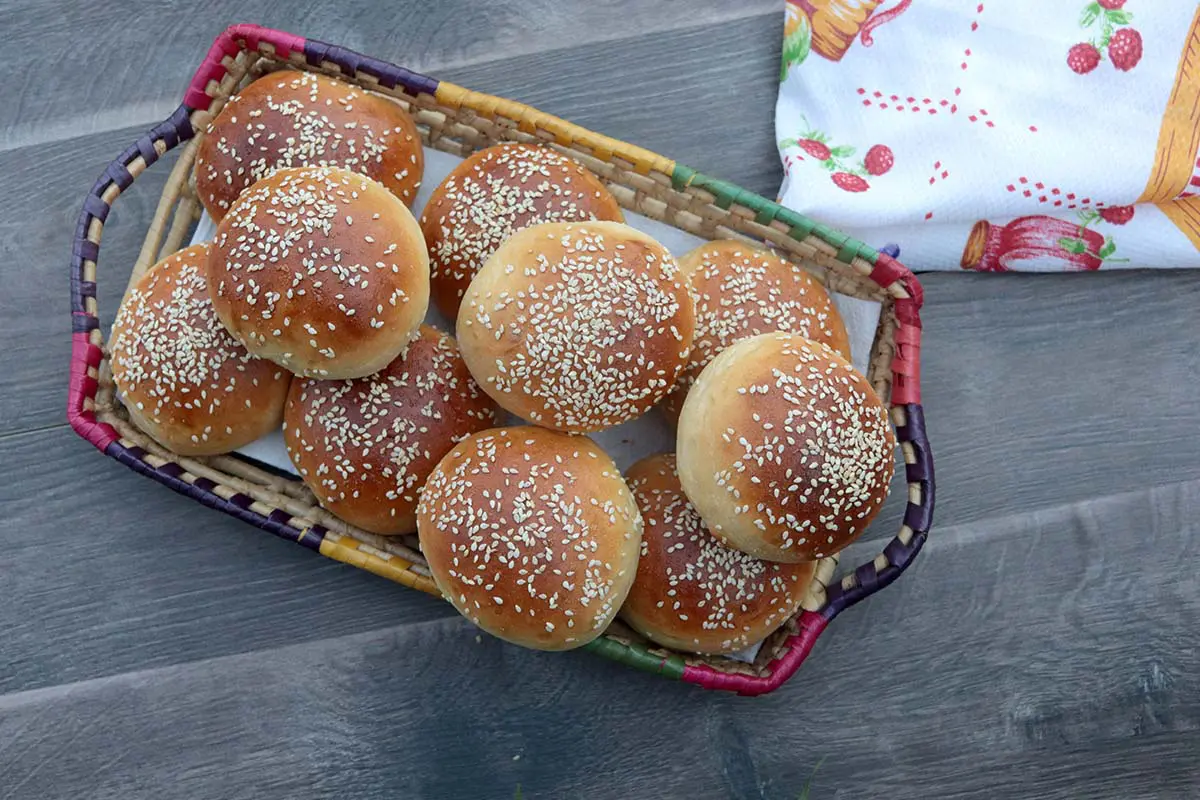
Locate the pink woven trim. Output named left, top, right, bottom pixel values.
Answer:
left=68, top=331, right=118, bottom=451
left=681, top=610, right=829, bottom=696
left=866, top=252, right=924, bottom=407
left=183, top=24, right=307, bottom=111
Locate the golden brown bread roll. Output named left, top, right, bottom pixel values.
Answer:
left=419, top=143, right=623, bottom=318
left=283, top=326, right=497, bottom=535
left=110, top=243, right=291, bottom=456
left=208, top=165, right=430, bottom=379
left=418, top=426, right=643, bottom=651
left=676, top=332, right=895, bottom=563
left=195, top=70, right=423, bottom=221
left=663, top=240, right=850, bottom=421
left=456, top=221, right=695, bottom=433
left=622, top=454, right=816, bottom=654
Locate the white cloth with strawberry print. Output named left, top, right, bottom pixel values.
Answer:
left=776, top=0, right=1200, bottom=271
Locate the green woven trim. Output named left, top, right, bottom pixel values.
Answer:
left=584, top=637, right=686, bottom=680
left=671, top=164, right=880, bottom=267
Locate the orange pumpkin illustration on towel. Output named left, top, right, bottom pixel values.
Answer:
left=782, top=0, right=912, bottom=79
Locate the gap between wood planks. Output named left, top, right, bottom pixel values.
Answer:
left=0, top=6, right=781, bottom=154
left=0, top=422, right=69, bottom=445
left=0, top=613, right=470, bottom=709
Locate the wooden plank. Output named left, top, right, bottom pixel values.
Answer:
left=770, top=478, right=1200, bottom=799
left=862, top=267, right=1200, bottom=545
left=906, top=270, right=1200, bottom=530
left=0, top=426, right=456, bottom=694
left=0, top=125, right=180, bottom=437
left=0, top=0, right=780, bottom=152
left=1, top=477, right=1197, bottom=798
left=436, top=13, right=787, bottom=198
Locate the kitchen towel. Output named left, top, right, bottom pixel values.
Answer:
left=776, top=0, right=1200, bottom=271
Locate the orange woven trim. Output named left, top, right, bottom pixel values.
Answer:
left=1136, top=5, right=1200, bottom=204
left=434, top=82, right=675, bottom=177
left=1156, top=196, right=1200, bottom=249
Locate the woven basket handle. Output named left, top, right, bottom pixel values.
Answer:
left=69, top=106, right=198, bottom=453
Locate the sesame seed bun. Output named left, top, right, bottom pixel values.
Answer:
left=283, top=326, right=498, bottom=535
left=208, top=165, right=430, bottom=380
left=456, top=221, right=695, bottom=433
left=110, top=243, right=291, bottom=456
left=676, top=332, right=895, bottom=563
left=622, top=454, right=816, bottom=654
left=662, top=240, right=850, bottom=422
left=417, top=426, right=643, bottom=651
left=419, top=143, right=623, bottom=319
left=195, top=70, right=423, bottom=222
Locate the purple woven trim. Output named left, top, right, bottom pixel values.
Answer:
left=72, top=311, right=99, bottom=334
left=303, top=38, right=438, bottom=97
left=897, top=403, right=934, bottom=531
left=821, top=402, right=934, bottom=617
left=108, top=442, right=326, bottom=552
left=821, top=532, right=927, bottom=620
left=71, top=105, right=194, bottom=316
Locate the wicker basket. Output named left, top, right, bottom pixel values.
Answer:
left=67, top=24, right=934, bottom=695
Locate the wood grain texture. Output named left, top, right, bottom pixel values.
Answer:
left=910, top=270, right=1200, bottom=529
left=436, top=14, right=785, bottom=198
left=6, top=2, right=1200, bottom=797
left=0, top=125, right=176, bottom=437
left=1, top=480, right=1198, bottom=799
left=864, top=268, right=1200, bottom=543
left=0, top=426, right=455, bottom=695
left=0, top=0, right=779, bottom=151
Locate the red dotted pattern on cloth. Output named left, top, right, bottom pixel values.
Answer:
left=1005, top=178, right=1107, bottom=210
left=858, top=89, right=957, bottom=115
left=921, top=161, right=951, bottom=220
left=927, top=161, right=950, bottom=186
left=854, top=2, right=1007, bottom=222
left=854, top=4, right=990, bottom=122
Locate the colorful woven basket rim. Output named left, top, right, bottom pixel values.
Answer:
left=67, top=23, right=934, bottom=695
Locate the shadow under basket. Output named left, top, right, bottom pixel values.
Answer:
left=67, top=24, right=934, bottom=695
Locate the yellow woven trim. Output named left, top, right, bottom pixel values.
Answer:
left=435, top=81, right=675, bottom=176
left=319, top=533, right=442, bottom=597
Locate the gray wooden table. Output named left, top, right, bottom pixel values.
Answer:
left=3, top=2, right=1199, bottom=797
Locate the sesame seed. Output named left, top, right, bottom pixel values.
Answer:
left=460, top=222, right=693, bottom=432
left=418, top=428, right=638, bottom=643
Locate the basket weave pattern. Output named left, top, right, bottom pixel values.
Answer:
left=67, top=24, right=934, bottom=695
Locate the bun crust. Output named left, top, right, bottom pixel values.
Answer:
left=418, top=426, right=643, bottom=651
left=419, top=143, right=623, bottom=318
left=456, top=221, right=694, bottom=433
left=110, top=244, right=291, bottom=456
left=622, top=454, right=816, bottom=654
left=196, top=70, right=423, bottom=221
left=283, top=326, right=497, bottom=535
left=208, top=166, right=429, bottom=379
left=663, top=240, right=850, bottom=421
left=676, top=332, right=895, bottom=563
